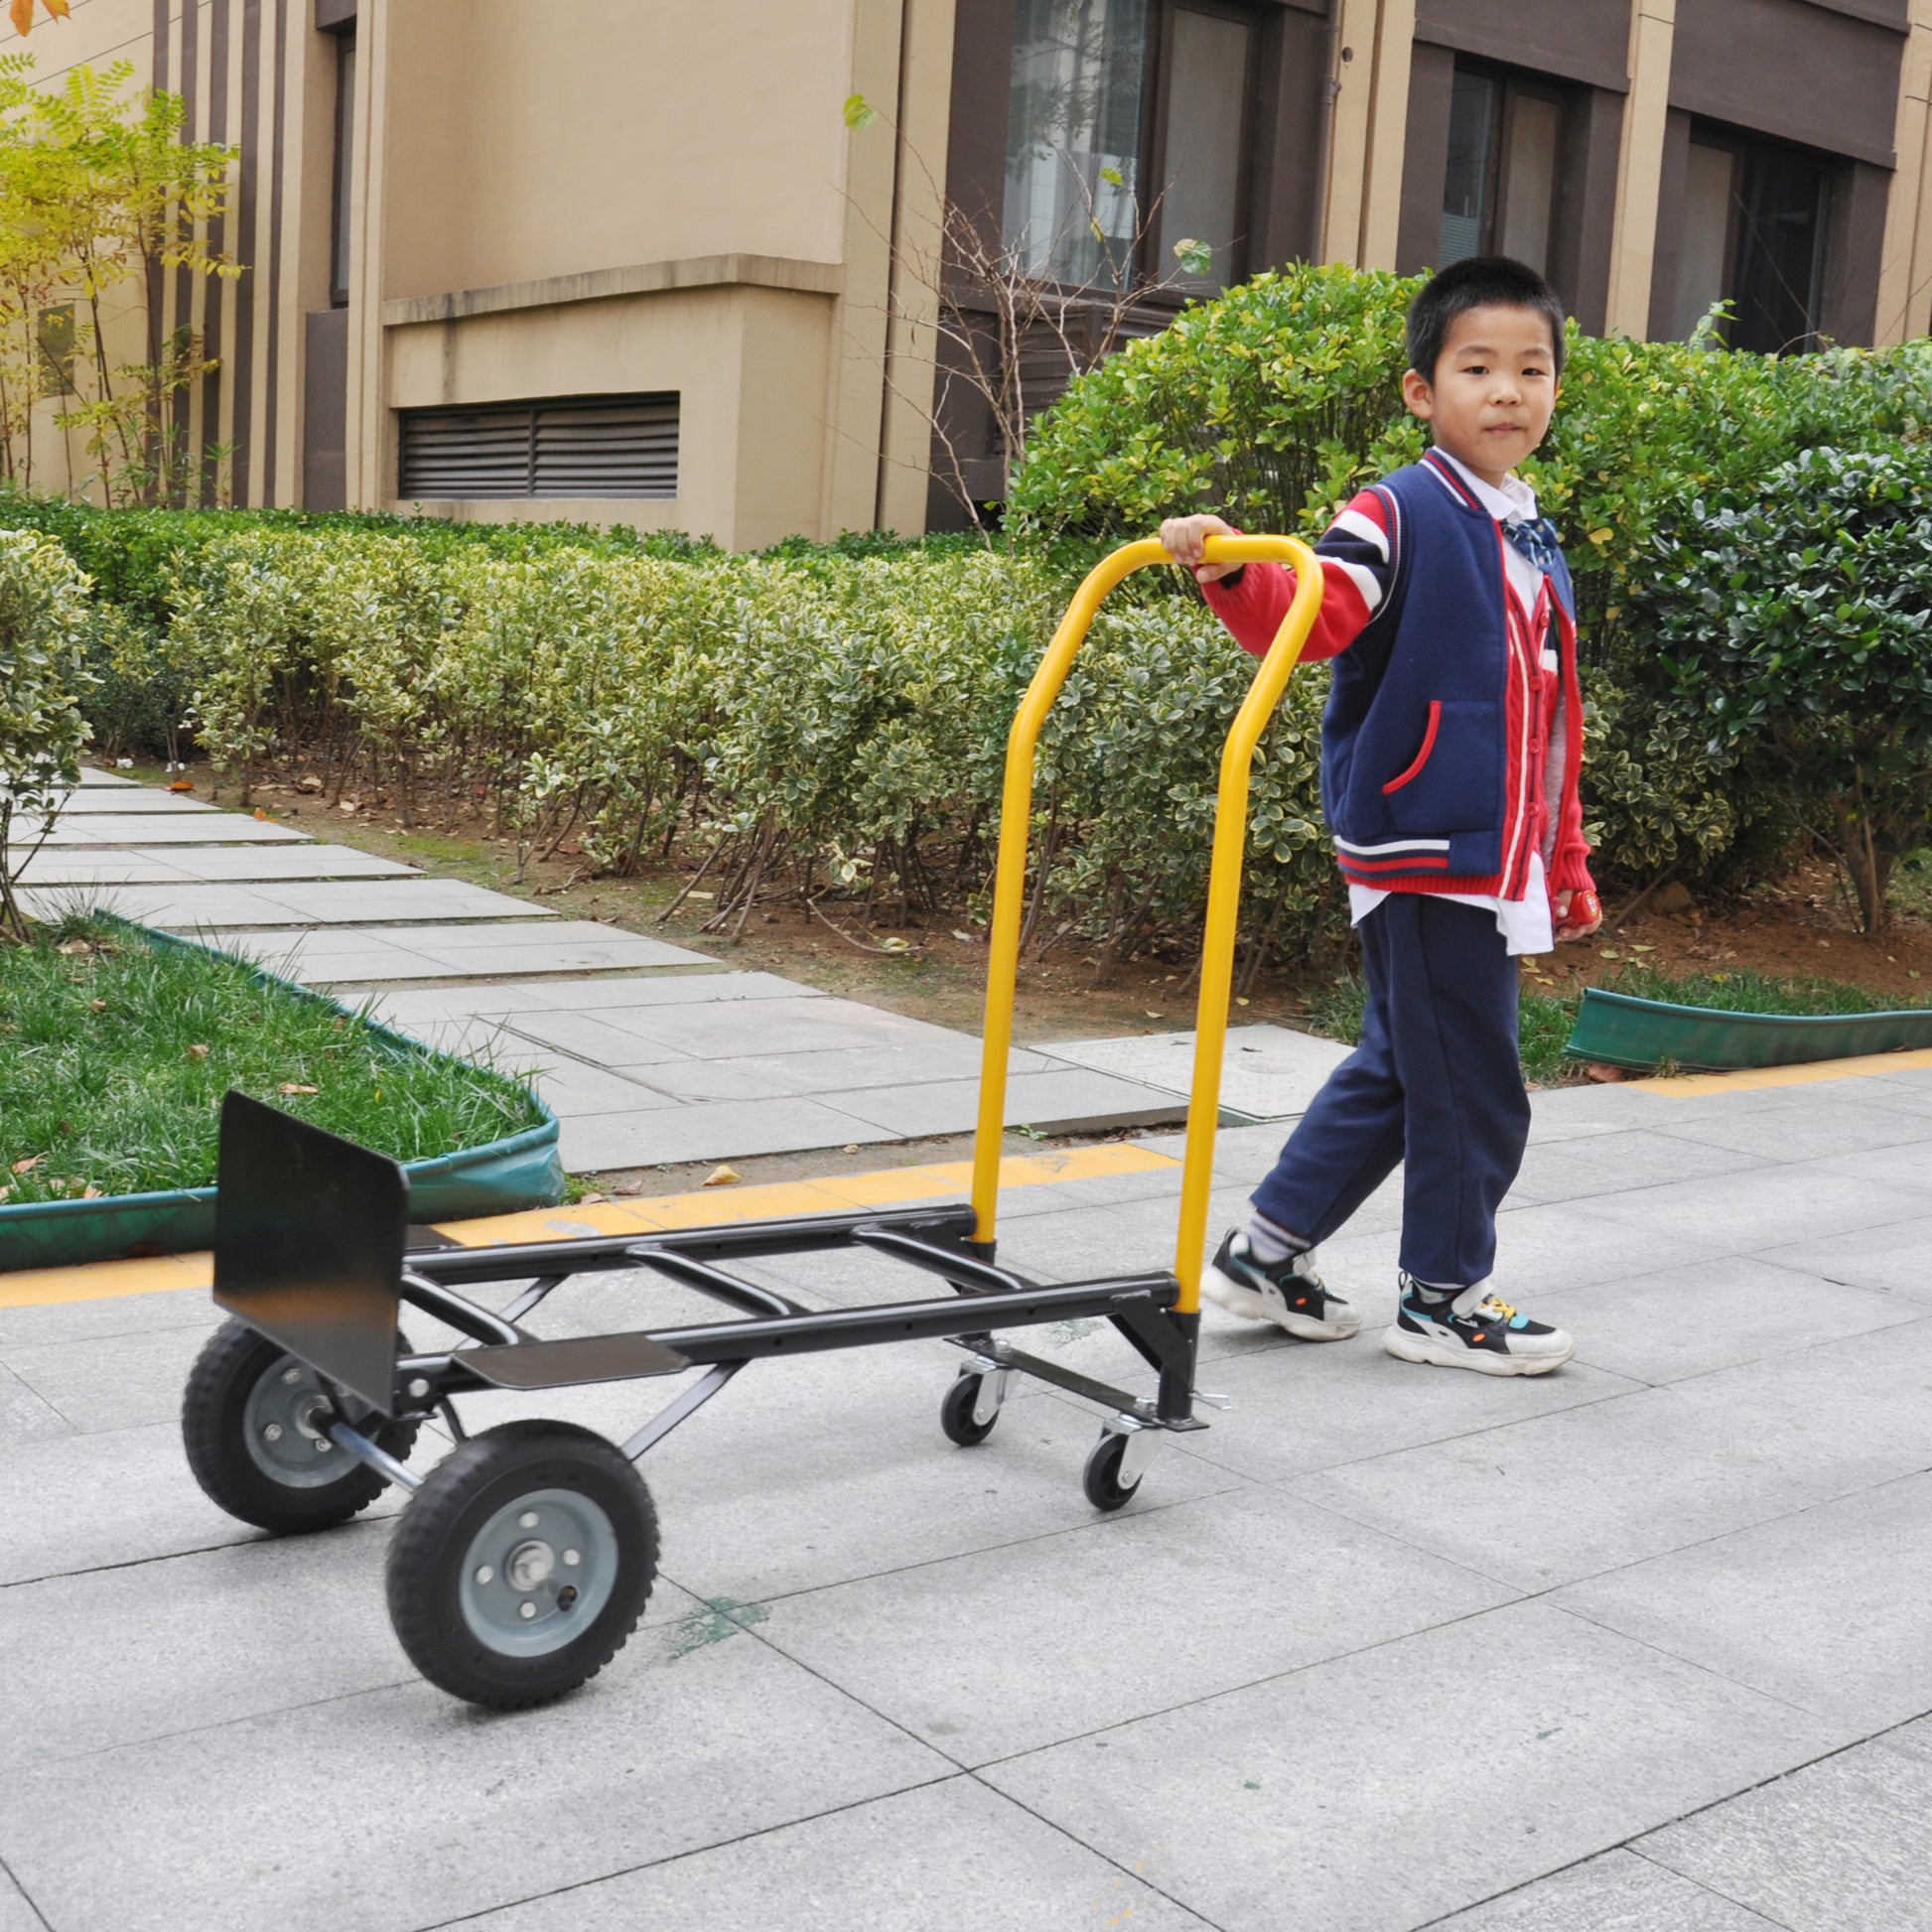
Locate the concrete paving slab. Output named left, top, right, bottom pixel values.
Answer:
left=823, top=1066, right=1186, bottom=1138
left=0, top=1627, right=948, bottom=1932
left=1647, top=1094, right=1932, bottom=1164
left=1769, top=1214, right=1932, bottom=1303
left=0, top=1283, right=215, bottom=1349
left=205, top=924, right=714, bottom=986
left=560, top=1097, right=896, bottom=1172
left=383, top=927, right=718, bottom=977
left=1638, top=1737, right=1932, bottom=1932
left=46, top=788, right=217, bottom=812
left=454, top=1777, right=1216, bottom=1932
left=1040, top=1024, right=1351, bottom=1119
left=1429, top=1849, right=1783, bottom=1930
left=1553, top=1472, right=1932, bottom=1732
left=18, top=878, right=555, bottom=929
left=0, top=1362, right=69, bottom=1451
left=1810, top=1138, right=1932, bottom=1196
left=1575, top=1162, right=1932, bottom=1254
left=623, top=1038, right=1059, bottom=1101
left=159, top=845, right=419, bottom=882
left=1551, top=1255, right=1927, bottom=1386
left=74, top=767, right=139, bottom=784
left=363, top=973, right=797, bottom=1029
left=0, top=1870, right=42, bottom=1932
left=1506, top=1128, right=1763, bottom=1205
left=3, top=850, right=193, bottom=886
left=28, top=813, right=311, bottom=844
left=537, top=1063, right=688, bottom=1119
left=1293, top=1322, right=1932, bottom=1591
left=983, top=1600, right=1841, bottom=1932
left=759, top=1482, right=1517, bottom=1764
left=579, top=993, right=968, bottom=1060
left=0, top=1320, right=214, bottom=1433
left=505, top=1009, right=703, bottom=1066
left=0, top=1521, right=704, bottom=1772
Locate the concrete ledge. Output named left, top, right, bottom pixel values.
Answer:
left=382, top=253, right=845, bottom=328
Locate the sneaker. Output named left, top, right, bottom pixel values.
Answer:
left=1382, top=1277, right=1576, bottom=1376
left=1204, top=1231, right=1362, bottom=1341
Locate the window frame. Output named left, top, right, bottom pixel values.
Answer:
left=328, top=31, right=356, bottom=310
left=1439, top=57, right=1569, bottom=275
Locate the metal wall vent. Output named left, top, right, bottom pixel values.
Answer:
left=398, top=392, right=678, bottom=500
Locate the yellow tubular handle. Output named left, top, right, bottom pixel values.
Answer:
left=969, top=534, right=1325, bottom=1264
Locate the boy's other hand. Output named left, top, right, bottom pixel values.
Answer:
left=1160, top=514, right=1242, bottom=585
left=1554, top=889, right=1601, bottom=941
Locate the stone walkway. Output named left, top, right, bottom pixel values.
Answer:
left=1, top=1056, right=1931, bottom=1928
left=13, top=771, right=1186, bottom=1173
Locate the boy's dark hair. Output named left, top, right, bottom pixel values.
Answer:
left=1406, top=256, right=1567, bottom=384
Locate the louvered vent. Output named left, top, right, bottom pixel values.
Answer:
left=398, top=392, right=678, bottom=500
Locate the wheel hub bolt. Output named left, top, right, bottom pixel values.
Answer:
left=563, top=1549, right=580, bottom=1567
left=314, top=1438, right=331, bottom=1453
left=518, top=1511, right=539, bottom=1529
left=263, top=1423, right=283, bottom=1443
left=506, top=1540, right=555, bottom=1590
left=408, top=1378, right=430, bottom=1399
left=519, top=1601, right=537, bottom=1620
left=475, top=1565, right=493, bottom=1585
left=282, top=1367, right=302, bottom=1386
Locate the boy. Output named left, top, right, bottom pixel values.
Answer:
left=1160, top=255, right=1600, bottom=1377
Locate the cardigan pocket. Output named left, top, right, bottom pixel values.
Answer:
left=1376, top=699, right=1502, bottom=835
left=1381, top=702, right=1442, bottom=793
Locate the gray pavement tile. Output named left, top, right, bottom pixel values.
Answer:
left=760, top=1483, right=1517, bottom=1763
left=453, top=1777, right=1215, bottom=1932
left=394, top=932, right=718, bottom=978
left=531, top=1063, right=687, bottom=1119
left=1647, top=1095, right=1932, bottom=1164
left=1292, top=1322, right=1932, bottom=1591
left=560, top=1098, right=893, bottom=1172
left=460, top=1337, right=1243, bottom=1603
left=1769, top=1214, right=1932, bottom=1303
left=1039, top=1025, right=1352, bottom=1120
left=1575, top=1162, right=1932, bottom=1254
left=0, top=1628, right=948, bottom=1932
left=0, top=1869, right=43, bottom=1932
left=827, top=1068, right=1185, bottom=1138
left=1163, top=1328, right=1638, bottom=1484
left=627, top=1038, right=1057, bottom=1101
left=45, top=788, right=216, bottom=813
left=983, top=1600, right=1841, bottom=1932
left=1885, top=1713, right=1932, bottom=1764
left=1507, top=1129, right=1763, bottom=1205
left=74, top=767, right=139, bottom=784
left=0, top=1521, right=704, bottom=1771
left=393, top=917, right=680, bottom=953
left=1809, top=1140, right=1932, bottom=1196
left=3, top=1321, right=224, bottom=1433
left=1554, top=1255, right=1927, bottom=1386
left=521, top=970, right=806, bottom=1010
left=46, top=879, right=554, bottom=928
left=612, top=1054, right=803, bottom=1100
left=1638, top=1738, right=1932, bottom=1932
left=32, top=813, right=310, bottom=845
left=0, top=1285, right=217, bottom=1349
left=1, top=851, right=191, bottom=886
left=1428, top=1850, right=1783, bottom=1930
left=505, top=1009, right=701, bottom=1066
left=156, top=845, right=419, bottom=882
left=586, top=993, right=967, bottom=1060
left=1553, top=1473, right=1932, bottom=1733
left=0, top=1364, right=69, bottom=1451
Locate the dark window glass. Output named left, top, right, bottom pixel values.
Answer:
left=1441, top=69, right=1496, bottom=265
left=1155, top=6, right=1255, bottom=290
left=330, top=35, right=356, bottom=308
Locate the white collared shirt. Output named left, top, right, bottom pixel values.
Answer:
left=1345, top=447, right=1556, bottom=957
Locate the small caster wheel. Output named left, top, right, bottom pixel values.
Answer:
left=939, top=1371, right=1000, bottom=1447
left=182, top=1318, right=420, bottom=1533
left=385, top=1420, right=658, bottom=1710
left=1082, top=1430, right=1144, bottom=1513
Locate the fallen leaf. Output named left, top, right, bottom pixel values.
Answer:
left=688, top=890, right=714, bottom=900
left=951, top=930, right=978, bottom=943
left=168, top=778, right=195, bottom=793
left=11, top=1156, right=42, bottom=1174
left=81, top=1183, right=102, bottom=1199
left=1145, top=1010, right=1163, bottom=1019
left=254, top=808, right=268, bottom=821
left=56, top=939, right=91, bottom=956
left=880, top=936, right=911, bottom=952
left=339, top=798, right=360, bottom=813
left=1598, top=948, right=1621, bottom=960
left=1630, top=943, right=1656, bottom=953
left=278, top=1081, right=319, bottom=1095
left=702, top=1165, right=741, bottom=1187
left=1586, top=1062, right=1628, bottom=1083
left=186, top=1042, right=210, bottom=1060
left=88, top=999, right=106, bottom=1011
left=577, top=1191, right=608, bottom=1205
left=1235, top=996, right=1250, bottom=1006
left=297, top=774, right=323, bottom=793
left=842, top=1143, right=860, bottom=1155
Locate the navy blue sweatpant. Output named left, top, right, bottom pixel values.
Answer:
left=1251, top=892, right=1529, bottom=1287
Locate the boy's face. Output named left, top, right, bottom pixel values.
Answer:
left=1402, top=303, right=1559, bottom=485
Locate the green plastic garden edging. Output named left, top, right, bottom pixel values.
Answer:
left=1563, top=986, right=1932, bottom=1074
left=0, top=921, right=564, bottom=1273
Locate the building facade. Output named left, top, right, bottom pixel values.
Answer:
left=10, top=0, right=1932, bottom=541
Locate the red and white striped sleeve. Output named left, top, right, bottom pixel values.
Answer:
left=1200, top=491, right=1395, bottom=661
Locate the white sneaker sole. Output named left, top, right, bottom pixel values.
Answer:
left=1382, top=1324, right=1575, bottom=1376
left=1203, top=1266, right=1361, bottom=1341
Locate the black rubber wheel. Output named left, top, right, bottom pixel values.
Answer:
left=385, top=1420, right=658, bottom=1710
left=939, top=1372, right=999, bottom=1447
left=182, top=1318, right=420, bottom=1534
left=1082, top=1431, right=1143, bottom=1513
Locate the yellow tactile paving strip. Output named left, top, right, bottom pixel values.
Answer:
left=1634, top=1045, right=1932, bottom=1098
left=0, top=1141, right=1180, bottom=1311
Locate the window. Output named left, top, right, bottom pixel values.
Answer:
left=1003, top=0, right=1256, bottom=292
left=330, top=33, right=355, bottom=308
left=1439, top=63, right=1564, bottom=276
left=1669, top=129, right=1829, bottom=352
left=398, top=393, right=680, bottom=501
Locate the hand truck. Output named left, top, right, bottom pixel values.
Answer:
left=178, top=535, right=1324, bottom=1708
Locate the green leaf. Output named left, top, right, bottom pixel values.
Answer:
left=842, top=92, right=877, bottom=130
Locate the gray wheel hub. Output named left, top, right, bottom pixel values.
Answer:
left=243, top=1355, right=349, bottom=1490
left=459, top=1488, right=619, bottom=1657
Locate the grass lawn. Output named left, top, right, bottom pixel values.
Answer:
left=1307, top=962, right=1932, bottom=1087
left=0, top=915, right=545, bottom=1205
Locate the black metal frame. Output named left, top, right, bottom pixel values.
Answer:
left=211, top=1096, right=1205, bottom=1479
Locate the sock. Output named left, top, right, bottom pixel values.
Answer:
left=1246, top=1210, right=1309, bottom=1264
left=1403, top=1274, right=1464, bottom=1308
